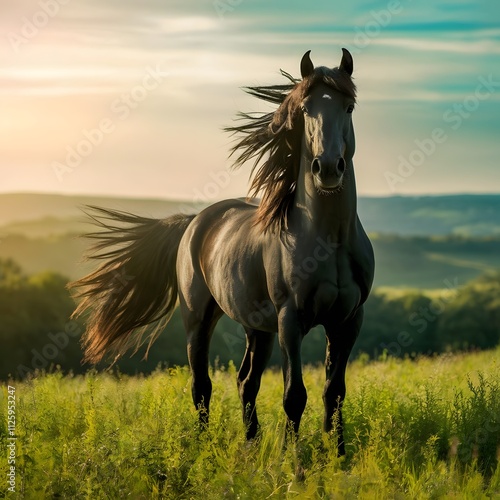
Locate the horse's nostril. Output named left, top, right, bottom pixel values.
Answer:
left=337, top=157, right=346, bottom=174
left=312, top=158, right=321, bottom=176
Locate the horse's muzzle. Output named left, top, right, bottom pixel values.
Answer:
left=312, top=156, right=345, bottom=191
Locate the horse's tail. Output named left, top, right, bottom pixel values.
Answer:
left=69, top=206, right=196, bottom=364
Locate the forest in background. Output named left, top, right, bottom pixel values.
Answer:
left=1, top=258, right=498, bottom=379
left=1, top=193, right=499, bottom=379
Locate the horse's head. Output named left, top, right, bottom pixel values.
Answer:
left=300, top=49, right=356, bottom=193
left=225, top=48, right=358, bottom=230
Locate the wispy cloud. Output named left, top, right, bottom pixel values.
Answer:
left=0, top=0, right=498, bottom=198
left=374, top=35, right=500, bottom=55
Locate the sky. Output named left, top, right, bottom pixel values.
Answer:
left=1, top=0, right=499, bottom=202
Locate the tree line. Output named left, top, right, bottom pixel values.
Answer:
left=1, top=258, right=499, bottom=379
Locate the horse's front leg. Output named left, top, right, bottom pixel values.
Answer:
left=278, top=306, right=307, bottom=436
left=323, top=307, right=363, bottom=456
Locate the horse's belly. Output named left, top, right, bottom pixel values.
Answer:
left=215, top=288, right=279, bottom=333
left=207, top=261, right=278, bottom=333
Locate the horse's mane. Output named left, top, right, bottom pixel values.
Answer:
left=225, top=65, right=357, bottom=233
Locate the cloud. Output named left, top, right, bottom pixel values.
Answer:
left=0, top=0, right=499, bottom=198
left=373, top=35, right=500, bottom=55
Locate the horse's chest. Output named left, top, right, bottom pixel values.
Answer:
left=297, top=274, right=361, bottom=326
left=319, top=278, right=359, bottom=309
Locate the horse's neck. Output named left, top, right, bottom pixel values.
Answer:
left=291, top=155, right=358, bottom=241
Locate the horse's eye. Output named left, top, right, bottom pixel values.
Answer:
left=346, top=104, right=354, bottom=114
left=300, top=104, right=308, bottom=115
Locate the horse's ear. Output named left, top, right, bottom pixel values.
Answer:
left=300, top=50, right=314, bottom=79
left=339, top=48, right=353, bottom=76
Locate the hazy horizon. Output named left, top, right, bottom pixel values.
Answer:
left=2, top=0, right=499, bottom=201
left=2, top=190, right=500, bottom=202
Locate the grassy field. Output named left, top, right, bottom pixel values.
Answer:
left=1, top=350, right=500, bottom=499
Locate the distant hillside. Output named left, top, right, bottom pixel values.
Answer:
left=358, top=194, right=500, bottom=236
left=0, top=193, right=202, bottom=228
left=0, top=193, right=499, bottom=237
left=370, top=234, right=500, bottom=288
left=0, top=192, right=499, bottom=289
left=0, top=231, right=498, bottom=289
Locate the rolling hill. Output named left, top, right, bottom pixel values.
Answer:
left=0, top=192, right=499, bottom=289
left=1, top=192, right=499, bottom=236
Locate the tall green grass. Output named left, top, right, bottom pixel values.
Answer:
left=1, top=349, right=500, bottom=499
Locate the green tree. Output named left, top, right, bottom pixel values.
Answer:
left=438, top=273, right=500, bottom=350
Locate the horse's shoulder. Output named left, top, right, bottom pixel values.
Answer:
left=350, top=219, right=375, bottom=300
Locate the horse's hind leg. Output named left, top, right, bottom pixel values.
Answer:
left=237, top=328, right=275, bottom=440
left=181, top=292, right=223, bottom=427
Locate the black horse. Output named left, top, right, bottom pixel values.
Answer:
left=71, top=48, right=375, bottom=455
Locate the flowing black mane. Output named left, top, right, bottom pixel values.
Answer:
left=225, top=65, right=357, bottom=232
